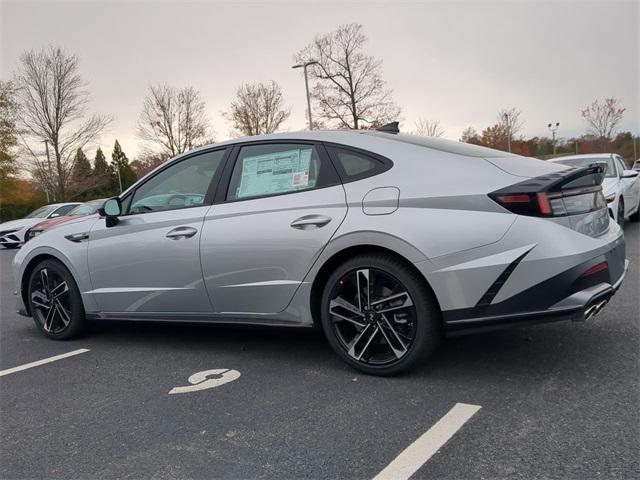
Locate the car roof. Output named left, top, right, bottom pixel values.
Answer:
left=185, top=129, right=516, bottom=159
left=47, top=202, right=80, bottom=207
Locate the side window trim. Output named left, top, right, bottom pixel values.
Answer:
left=215, top=141, right=340, bottom=204
left=122, top=147, right=229, bottom=216
left=323, top=142, right=393, bottom=183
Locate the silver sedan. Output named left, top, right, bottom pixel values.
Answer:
left=13, top=127, right=628, bottom=375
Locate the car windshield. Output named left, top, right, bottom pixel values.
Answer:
left=68, top=201, right=103, bottom=216
left=555, top=157, right=616, bottom=178
left=25, top=205, right=57, bottom=218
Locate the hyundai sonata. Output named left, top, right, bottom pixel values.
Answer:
left=13, top=126, right=628, bottom=375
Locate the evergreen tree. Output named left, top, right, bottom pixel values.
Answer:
left=70, top=148, right=94, bottom=200
left=72, top=148, right=92, bottom=178
left=93, top=147, right=115, bottom=197
left=110, top=140, right=137, bottom=193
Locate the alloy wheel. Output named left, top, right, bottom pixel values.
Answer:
left=31, top=268, right=72, bottom=334
left=328, top=267, right=417, bottom=366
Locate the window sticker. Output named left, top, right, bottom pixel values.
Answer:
left=236, top=148, right=315, bottom=198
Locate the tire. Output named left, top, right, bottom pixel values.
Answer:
left=617, top=199, right=625, bottom=227
left=27, top=259, right=86, bottom=340
left=630, top=199, right=640, bottom=222
left=2, top=244, right=19, bottom=249
left=320, top=254, right=440, bottom=376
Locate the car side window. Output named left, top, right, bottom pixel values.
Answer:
left=52, top=205, right=77, bottom=217
left=227, top=143, right=333, bottom=201
left=129, top=149, right=225, bottom=214
left=326, top=146, right=390, bottom=182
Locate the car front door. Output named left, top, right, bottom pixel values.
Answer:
left=87, top=148, right=227, bottom=315
left=200, top=142, right=347, bottom=314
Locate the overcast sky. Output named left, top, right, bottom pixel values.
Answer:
left=1, top=0, right=638, bottom=159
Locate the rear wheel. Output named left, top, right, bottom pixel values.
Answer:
left=320, top=254, right=440, bottom=376
left=28, top=259, right=86, bottom=340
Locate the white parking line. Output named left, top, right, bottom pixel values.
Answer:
left=0, top=348, right=90, bottom=377
left=372, top=402, right=481, bottom=480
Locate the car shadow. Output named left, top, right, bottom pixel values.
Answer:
left=83, top=317, right=625, bottom=382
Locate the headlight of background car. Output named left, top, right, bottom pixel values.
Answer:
left=24, top=228, right=42, bottom=241
left=605, top=193, right=616, bottom=203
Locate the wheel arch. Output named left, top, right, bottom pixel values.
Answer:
left=308, top=244, right=443, bottom=328
left=20, top=249, right=86, bottom=316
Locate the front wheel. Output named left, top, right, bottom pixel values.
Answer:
left=630, top=198, right=640, bottom=222
left=320, top=254, right=440, bottom=376
left=28, top=259, right=86, bottom=339
left=617, top=199, right=625, bottom=227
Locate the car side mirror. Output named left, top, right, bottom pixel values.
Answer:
left=98, top=197, right=122, bottom=227
left=49, top=213, right=60, bottom=218
left=622, top=169, right=639, bottom=179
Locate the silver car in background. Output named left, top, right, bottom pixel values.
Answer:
left=13, top=128, right=628, bottom=375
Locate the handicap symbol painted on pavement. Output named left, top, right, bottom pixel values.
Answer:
left=169, top=369, right=241, bottom=394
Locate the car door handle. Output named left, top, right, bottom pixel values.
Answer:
left=290, top=214, right=332, bottom=230
left=166, top=226, right=198, bottom=239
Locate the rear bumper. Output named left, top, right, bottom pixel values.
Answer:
left=443, top=239, right=628, bottom=337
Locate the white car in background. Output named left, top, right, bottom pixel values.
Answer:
left=0, top=203, right=80, bottom=249
left=550, top=154, right=640, bottom=225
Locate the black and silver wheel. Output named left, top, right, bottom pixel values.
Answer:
left=617, top=199, right=625, bottom=227
left=321, top=254, right=440, bottom=376
left=28, top=259, right=85, bottom=339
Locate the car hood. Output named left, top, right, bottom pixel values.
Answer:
left=0, top=217, right=41, bottom=232
left=32, top=214, right=80, bottom=231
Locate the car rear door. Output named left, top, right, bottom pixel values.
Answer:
left=200, top=142, right=347, bottom=314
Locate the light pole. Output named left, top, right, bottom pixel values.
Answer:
left=503, top=113, right=511, bottom=152
left=116, top=163, right=123, bottom=193
left=292, top=60, right=318, bottom=130
left=548, top=122, right=560, bottom=155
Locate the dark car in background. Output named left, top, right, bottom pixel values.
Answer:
left=24, top=199, right=105, bottom=242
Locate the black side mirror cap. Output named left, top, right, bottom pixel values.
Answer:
left=98, top=197, right=122, bottom=227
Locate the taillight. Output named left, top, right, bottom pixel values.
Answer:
left=489, top=165, right=607, bottom=218
left=491, top=187, right=606, bottom=217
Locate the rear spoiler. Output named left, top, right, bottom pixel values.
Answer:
left=492, top=165, right=605, bottom=197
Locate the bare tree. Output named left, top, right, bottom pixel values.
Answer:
left=295, top=23, right=400, bottom=130
left=224, top=81, right=291, bottom=136
left=497, top=107, right=523, bottom=138
left=137, top=84, right=213, bottom=157
left=413, top=118, right=444, bottom=137
left=582, top=98, right=626, bottom=140
left=15, top=47, right=111, bottom=201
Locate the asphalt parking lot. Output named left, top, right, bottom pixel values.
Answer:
left=1, top=223, right=638, bottom=480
